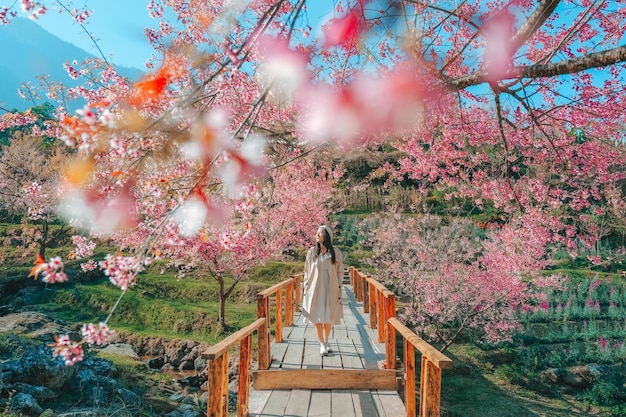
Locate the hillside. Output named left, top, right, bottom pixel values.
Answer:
left=0, top=17, right=142, bottom=112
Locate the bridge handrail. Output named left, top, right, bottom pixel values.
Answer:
left=256, top=274, right=301, bottom=369
left=202, top=318, right=266, bottom=417
left=350, top=266, right=453, bottom=417
left=204, top=267, right=452, bottom=417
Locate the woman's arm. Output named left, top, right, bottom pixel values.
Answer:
left=303, top=247, right=312, bottom=287
left=335, top=248, right=344, bottom=288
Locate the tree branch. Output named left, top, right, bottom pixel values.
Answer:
left=509, top=0, right=561, bottom=54
left=449, top=44, right=626, bottom=90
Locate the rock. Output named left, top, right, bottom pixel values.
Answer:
left=161, top=363, right=177, bottom=373
left=0, top=312, right=72, bottom=341
left=81, top=356, right=114, bottom=376
left=562, top=366, right=592, bottom=389
left=180, top=346, right=200, bottom=363
left=544, top=368, right=564, bottom=384
left=169, top=394, right=186, bottom=402
left=146, top=356, right=165, bottom=369
left=584, top=363, right=607, bottom=381
left=9, top=383, right=56, bottom=402
left=9, top=393, right=43, bottom=416
left=179, top=374, right=205, bottom=389
left=66, top=368, right=141, bottom=412
left=6, top=344, right=76, bottom=390
left=116, top=388, right=142, bottom=411
left=179, top=404, right=202, bottom=417
left=70, top=369, right=118, bottom=405
left=193, top=356, right=207, bottom=371
left=97, top=343, right=140, bottom=361
left=164, top=340, right=200, bottom=368
left=228, top=379, right=239, bottom=393
left=179, top=360, right=195, bottom=370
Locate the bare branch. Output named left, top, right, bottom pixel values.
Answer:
left=449, top=44, right=626, bottom=90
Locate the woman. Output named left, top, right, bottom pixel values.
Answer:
left=302, top=225, right=344, bottom=356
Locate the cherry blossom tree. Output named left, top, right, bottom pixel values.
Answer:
left=0, top=132, right=74, bottom=260
left=364, top=213, right=561, bottom=351
left=110, top=157, right=335, bottom=330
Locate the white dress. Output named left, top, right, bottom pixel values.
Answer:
left=302, top=247, right=344, bottom=325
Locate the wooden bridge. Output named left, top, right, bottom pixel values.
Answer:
left=203, top=267, right=453, bottom=417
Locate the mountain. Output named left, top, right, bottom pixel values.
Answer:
left=0, top=17, right=143, bottom=112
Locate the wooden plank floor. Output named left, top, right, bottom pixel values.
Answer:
left=248, top=284, right=406, bottom=416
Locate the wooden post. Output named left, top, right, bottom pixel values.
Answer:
left=386, top=320, right=396, bottom=370
left=385, top=292, right=396, bottom=321
left=207, top=354, right=227, bottom=417
left=358, top=271, right=365, bottom=302
left=221, top=351, right=228, bottom=416
left=369, top=281, right=377, bottom=329
left=350, top=266, right=355, bottom=289
left=285, top=281, right=294, bottom=327
left=420, top=358, right=443, bottom=417
left=384, top=293, right=396, bottom=369
left=294, top=274, right=301, bottom=312
left=257, top=296, right=270, bottom=370
left=237, top=335, right=252, bottom=417
left=377, top=290, right=385, bottom=343
left=362, top=275, right=370, bottom=314
left=404, top=339, right=416, bottom=417
left=275, top=288, right=283, bottom=343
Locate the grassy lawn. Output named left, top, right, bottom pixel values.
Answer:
left=32, top=259, right=303, bottom=344
left=442, top=344, right=603, bottom=417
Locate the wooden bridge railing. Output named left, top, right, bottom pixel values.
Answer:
left=203, top=318, right=266, bottom=417
left=205, top=268, right=452, bottom=417
left=256, top=274, right=301, bottom=369
left=350, top=266, right=454, bottom=417
left=204, top=273, right=302, bottom=417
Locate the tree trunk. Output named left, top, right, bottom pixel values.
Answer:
left=218, top=275, right=227, bottom=332
left=39, top=218, right=49, bottom=259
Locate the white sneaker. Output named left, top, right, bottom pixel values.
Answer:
left=320, top=343, right=328, bottom=356
left=324, top=342, right=332, bottom=353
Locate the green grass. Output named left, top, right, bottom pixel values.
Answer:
left=33, top=259, right=302, bottom=344
left=441, top=344, right=603, bottom=417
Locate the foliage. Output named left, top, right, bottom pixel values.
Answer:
left=0, top=132, right=74, bottom=259
left=363, top=213, right=560, bottom=350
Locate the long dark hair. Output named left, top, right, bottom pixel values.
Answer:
left=315, top=228, right=336, bottom=264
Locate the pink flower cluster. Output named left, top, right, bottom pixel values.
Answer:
left=30, top=256, right=68, bottom=284
left=19, top=0, right=46, bottom=19
left=0, top=7, right=16, bottom=24
left=71, top=235, right=96, bottom=259
left=80, top=259, right=98, bottom=273
left=43, top=257, right=68, bottom=283
left=81, top=322, right=113, bottom=345
left=64, top=61, right=80, bottom=80
left=70, top=7, right=90, bottom=24
left=99, top=254, right=143, bottom=290
left=51, top=335, right=84, bottom=366
left=25, top=181, right=43, bottom=197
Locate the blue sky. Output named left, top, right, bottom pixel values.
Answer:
left=35, top=0, right=157, bottom=70
left=34, top=1, right=336, bottom=70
